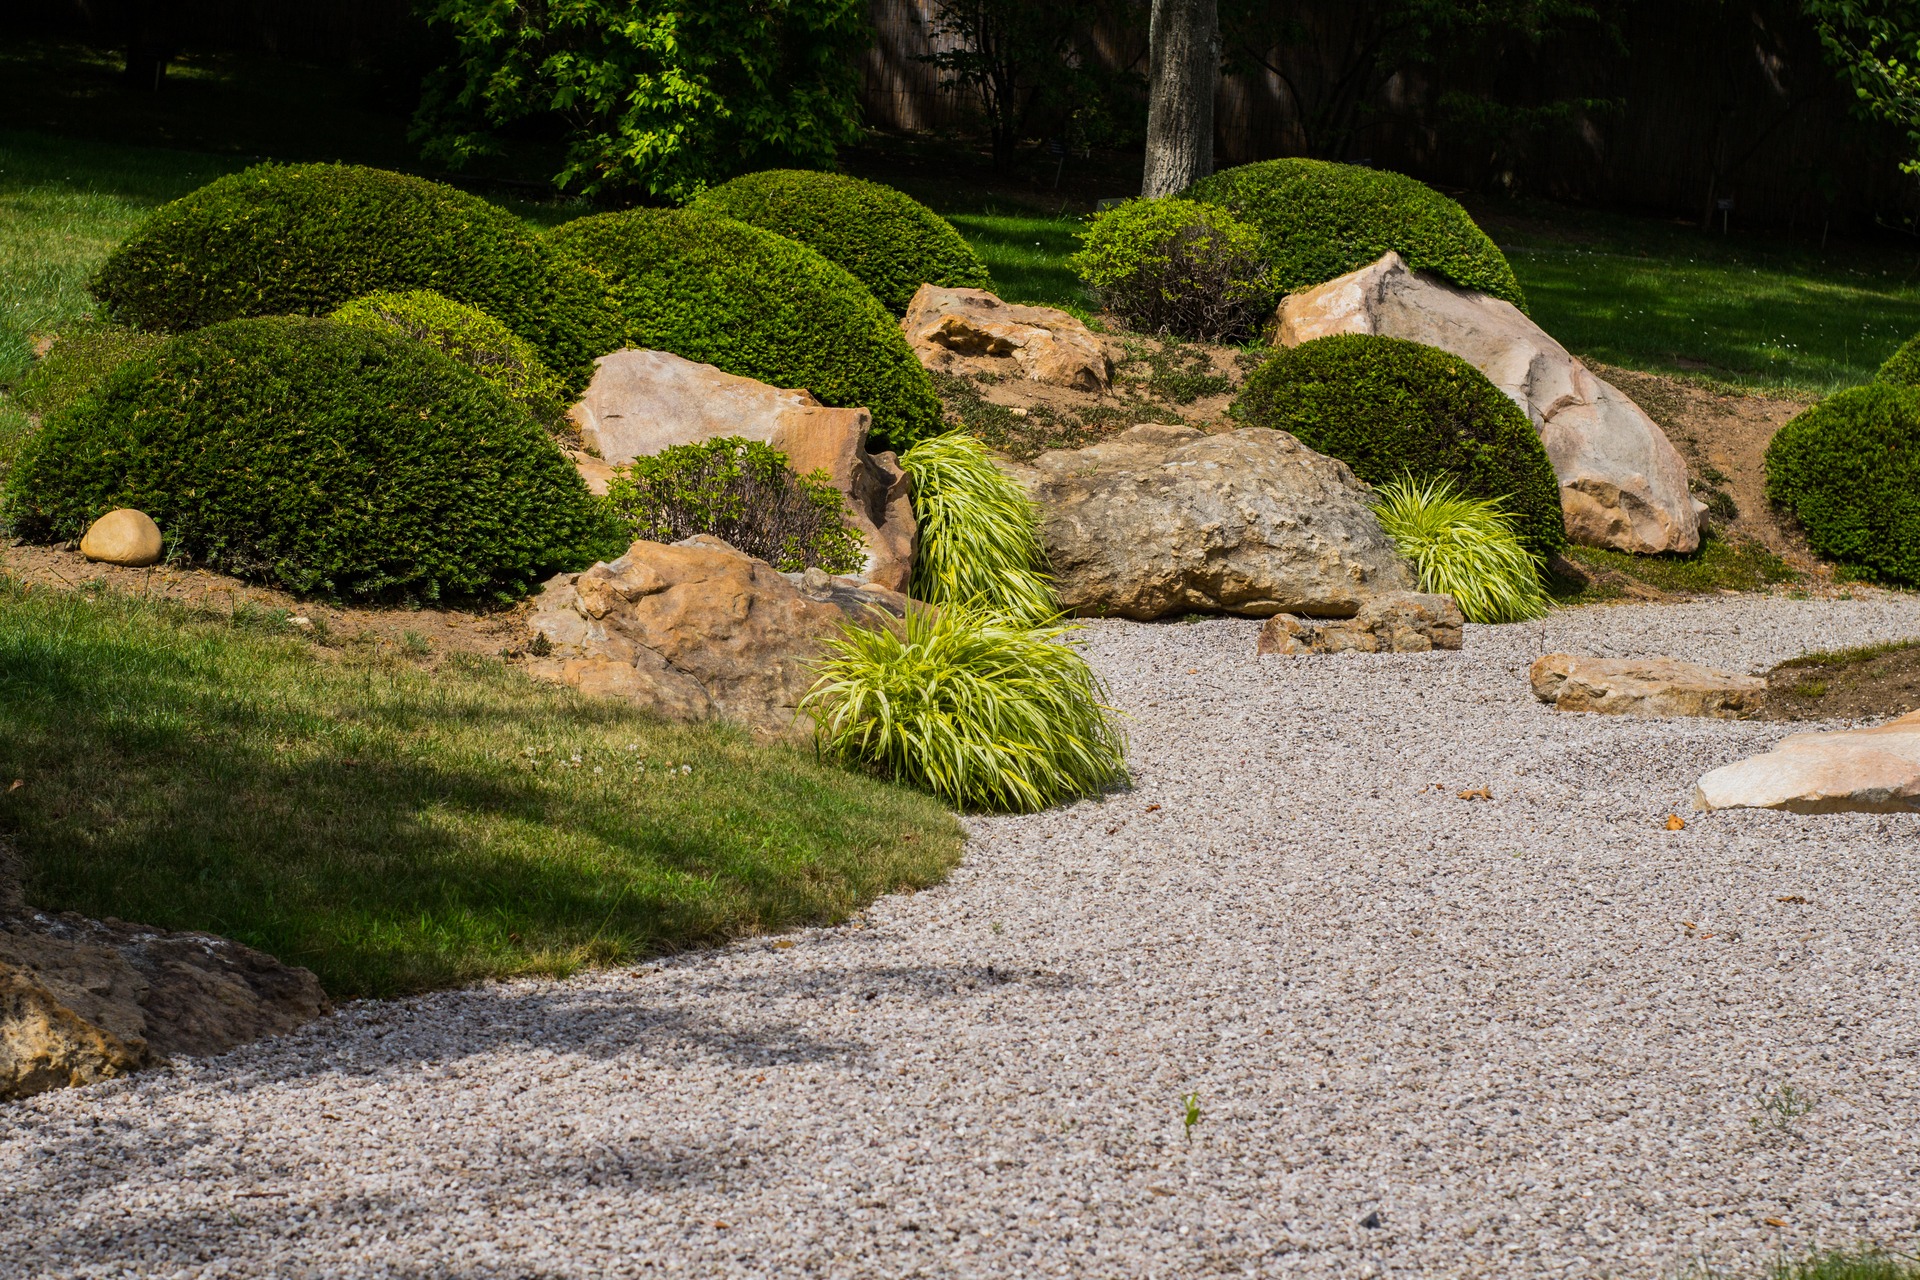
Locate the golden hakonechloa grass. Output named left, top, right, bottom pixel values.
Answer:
left=1370, top=474, right=1550, bottom=624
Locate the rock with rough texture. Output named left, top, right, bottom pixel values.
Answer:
left=1258, top=591, right=1464, bottom=655
left=1694, top=710, right=1920, bottom=814
left=1, top=910, right=330, bottom=1102
left=902, top=285, right=1111, bottom=392
left=1278, top=252, right=1701, bottom=555
left=999, top=423, right=1415, bottom=620
left=566, top=350, right=916, bottom=592
left=525, top=536, right=910, bottom=741
left=1529, top=653, right=1765, bottom=719
left=78, top=509, right=162, bottom=567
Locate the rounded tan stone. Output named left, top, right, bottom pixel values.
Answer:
left=78, top=508, right=163, bottom=566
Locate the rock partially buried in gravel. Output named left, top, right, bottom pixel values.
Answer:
left=1530, top=653, right=1766, bottom=719
left=1258, top=591, right=1464, bottom=654
left=78, top=508, right=162, bottom=567
left=999, top=424, right=1416, bottom=620
left=1694, top=710, right=1920, bottom=813
left=901, top=285, right=1111, bottom=391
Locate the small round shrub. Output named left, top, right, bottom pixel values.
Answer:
left=547, top=208, right=942, bottom=451
left=332, top=290, right=568, bottom=428
left=899, top=432, right=1057, bottom=624
left=1185, top=158, right=1527, bottom=308
left=2, top=317, right=606, bottom=600
left=1068, top=197, right=1270, bottom=341
left=690, top=170, right=991, bottom=314
left=1765, top=383, right=1920, bottom=584
left=1370, top=474, right=1548, bottom=623
left=604, top=437, right=865, bottom=573
left=1875, top=332, right=1920, bottom=388
left=1234, top=334, right=1565, bottom=556
left=88, top=163, right=618, bottom=391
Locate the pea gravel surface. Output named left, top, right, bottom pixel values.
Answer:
left=6, top=596, right=1920, bottom=1280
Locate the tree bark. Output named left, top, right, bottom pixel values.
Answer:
left=1141, top=0, right=1218, bottom=197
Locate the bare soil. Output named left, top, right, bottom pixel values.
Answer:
left=1760, top=639, right=1920, bottom=721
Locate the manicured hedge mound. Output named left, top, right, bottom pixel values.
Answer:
left=691, top=170, right=991, bottom=313
left=1765, top=384, right=1920, bottom=584
left=1068, top=197, right=1269, bottom=341
left=88, top=163, right=616, bottom=391
left=331, top=290, right=568, bottom=427
left=2, top=317, right=608, bottom=600
left=1876, top=332, right=1920, bottom=388
left=1185, top=159, right=1527, bottom=308
left=548, top=208, right=942, bottom=450
left=1234, top=334, right=1565, bottom=555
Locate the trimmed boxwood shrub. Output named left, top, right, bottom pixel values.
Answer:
left=87, top=163, right=618, bottom=392
left=1234, top=334, right=1565, bottom=556
left=1765, top=384, right=1920, bottom=584
left=1068, top=197, right=1270, bottom=340
left=332, top=290, right=568, bottom=428
left=690, top=170, right=991, bottom=313
left=2, top=317, right=609, bottom=600
left=1185, top=159, right=1527, bottom=309
left=1876, top=332, right=1920, bottom=388
left=548, top=208, right=942, bottom=451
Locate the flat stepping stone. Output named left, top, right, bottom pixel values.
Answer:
left=1694, top=709, right=1920, bottom=813
left=1529, top=652, right=1765, bottom=718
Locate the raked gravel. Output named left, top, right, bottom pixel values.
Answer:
left=7, top=596, right=1920, bottom=1280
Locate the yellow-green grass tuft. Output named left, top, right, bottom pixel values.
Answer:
left=1370, top=474, right=1550, bottom=623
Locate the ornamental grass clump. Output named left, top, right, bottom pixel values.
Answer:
left=801, top=605, right=1127, bottom=812
left=1068, top=198, right=1270, bottom=341
left=1370, top=474, right=1550, bottom=623
left=899, top=432, right=1056, bottom=624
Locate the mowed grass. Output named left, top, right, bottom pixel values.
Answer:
left=0, top=577, right=963, bottom=997
left=944, top=207, right=1091, bottom=314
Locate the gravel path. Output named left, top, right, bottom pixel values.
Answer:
left=7, top=597, right=1920, bottom=1280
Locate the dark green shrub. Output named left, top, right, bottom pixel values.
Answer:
left=547, top=208, right=942, bottom=451
left=87, top=163, right=618, bottom=391
left=8, top=323, right=165, bottom=423
left=1185, top=159, right=1527, bottom=309
left=1234, top=334, right=1565, bottom=555
left=604, top=437, right=865, bottom=574
left=1068, top=197, right=1269, bottom=340
left=1765, top=383, right=1920, bottom=584
left=690, top=170, right=991, bottom=313
left=332, top=290, right=568, bottom=428
left=2, top=317, right=607, bottom=600
left=1875, top=331, right=1920, bottom=387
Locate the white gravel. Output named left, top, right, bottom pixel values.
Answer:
left=7, top=596, right=1920, bottom=1280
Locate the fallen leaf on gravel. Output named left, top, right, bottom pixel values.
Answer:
left=1145, top=803, right=1162, bottom=812
left=1765, top=1217, right=1787, bottom=1227
left=1457, top=786, right=1492, bottom=801
left=1778, top=895, right=1808, bottom=904
left=773, top=940, right=795, bottom=950
left=1146, top=1186, right=1174, bottom=1196
left=1106, top=825, right=1121, bottom=835
left=1666, top=814, right=1686, bottom=831
left=1681, top=921, right=1697, bottom=930
left=713, top=1221, right=731, bottom=1229
left=1187, top=668, right=1198, bottom=674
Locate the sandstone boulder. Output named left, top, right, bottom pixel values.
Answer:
left=525, top=536, right=910, bottom=741
left=566, top=350, right=916, bottom=592
left=1694, top=710, right=1920, bottom=814
left=902, top=285, right=1111, bottom=392
left=1278, top=252, right=1701, bottom=554
left=1530, top=653, right=1766, bottom=719
left=79, top=509, right=162, bottom=567
left=998, top=424, right=1415, bottom=620
left=1258, top=591, right=1464, bottom=655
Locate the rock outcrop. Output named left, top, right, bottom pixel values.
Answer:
left=566, top=350, right=916, bottom=592
left=1278, top=252, right=1701, bottom=555
left=79, top=509, right=163, bottom=567
left=902, top=285, right=1111, bottom=392
left=1694, top=709, right=1920, bottom=814
left=525, top=536, right=911, bottom=741
left=998, top=423, right=1415, bottom=620
left=1530, top=653, right=1766, bottom=719
left=1257, top=591, right=1464, bottom=655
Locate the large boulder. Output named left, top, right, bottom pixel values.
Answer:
left=1694, top=710, right=1920, bottom=814
left=901, top=285, right=1111, bottom=392
left=1278, top=252, right=1701, bottom=555
left=998, top=423, right=1416, bottom=620
left=525, top=536, right=911, bottom=742
left=1530, top=653, right=1766, bottom=719
left=566, top=349, right=916, bottom=592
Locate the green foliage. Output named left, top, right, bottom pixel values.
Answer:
left=1769, top=1247, right=1920, bottom=1280
left=1185, top=158, right=1527, bottom=308
left=1806, top=0, right=1920, bottom=177
left=690, top=169, right=991, bottom=313
left=899, top=432, right=1058, bottom=623
left=87, top=163, right=616, bottom=390
left=1369, top=474, right=1548, bottom=623
left=332, top=290, right=569, bottom=427
left=1877, top=328, right=1920, bottom=386
left=603, top=437, right=865, bottom=574
left=1235, top=334, right=1566, bottom=556
left=547, top=207, right=942, bottom=450
left=801, top=604, right=1127, bottom=812
left=1765, top=382, right=1920, bottom=584
left=1070, top=198, right=1270, bottom=341
left=3, top=317, right=605, bottom=601
left=412, top=0, right=868, bottom=200
left=6, top=322, right=163, bottom=421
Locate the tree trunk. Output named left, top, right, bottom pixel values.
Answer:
left=1141, top=0, right=1218, bottom=197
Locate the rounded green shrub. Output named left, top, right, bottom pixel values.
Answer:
left=1875, top=332, right=1920, bottom=388
left=88, top=163, right=618, bottom=391
left=547, top=208, right=942, bottom=451
left=1185, top=158, right=1526, bottom=308
left=690, top=170, right=991, bottom=314
left=899, top=431, right=1057, bottom=624
left=1765, top=383, right=1920, bottom=584
left=1370, top=474, right=1548, bottom=623
left=332, top=290, right=568, bottom=427
left=2, top=317, right=607, bottom=600
left=1234, top=334, right=1565, bottom=556
left=1068, top=197, right=1269, bottom=341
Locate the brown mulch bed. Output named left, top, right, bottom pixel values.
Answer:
left=1759, top=640, right=1920, bottom=722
